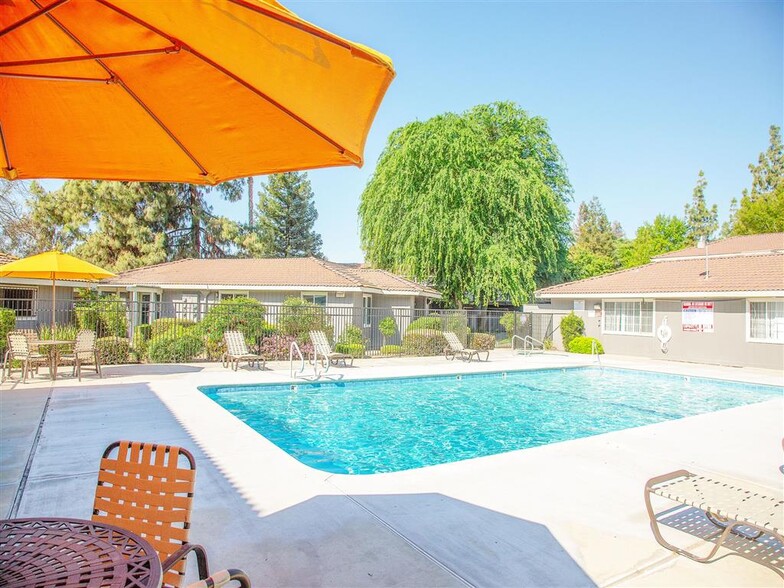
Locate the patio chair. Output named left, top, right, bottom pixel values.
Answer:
left=93, top=441, right=251, bottom=588
left=644, top=469, right=784, bottom=578
left=443, top=331, right=488, bottom=362
left=222, top=330, right=265, bottom=371
left=59, top=329, right=102, bottom=381
left=187, top=569, right=251, bottom=588
left=2, top=332, right=49, bottom=383
left=309, top=330, right=353, bottom=367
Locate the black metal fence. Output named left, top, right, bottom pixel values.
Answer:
left=1, top=298, right=557, bottom=363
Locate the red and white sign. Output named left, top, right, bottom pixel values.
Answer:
left=682, top=301, right=714, bottom=333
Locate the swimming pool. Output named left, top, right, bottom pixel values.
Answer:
left=200, top=368, right=782, bottom=474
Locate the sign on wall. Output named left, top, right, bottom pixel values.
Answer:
left=682, top=301, right=714, bottom=333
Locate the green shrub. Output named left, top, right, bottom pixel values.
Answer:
left=406, top=313, right=469, bottom=340
left=499, top=312, right=524, bottom=338
left=277, top=298, right=333, bottom=342
left=147, top=332, right=205, bottom=363
left=560, top=312, right=585, bottom=350
left=258, top=335, right=314, bottom=361
left=402, top=329, right=448, bottom=356
left=543, top=338, right=555, bottom=350
left=75, top=305, right=100, bottom=332
left=568, top=336, right=604, bottom=354
left=469, top=333, right=496, bottom=351
left=38, top=324, right=79, bottom=357
left=338, top=324, right=364, bottom=345
left=96, top=336, right=130, bottom=364
left=75, top=294, right=128, bottom=337
left=0, top=308, right=15, bottom=353
left=334, top=342, right=365, bottom=358
left=406, top=316, right=442, bottom=332
left=378, top=316, right=397, bottom=344
left=196, top=297, right=266, bottom=346
left=380, top=344, right=403, bottom=355
left=150, top=317, right=195, bottom=339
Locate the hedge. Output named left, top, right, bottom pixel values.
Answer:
left=0, top=308, right=16, bottom=353
left=560, top=312, right=585, bottom=350
left=470, top=333, right=496, bottom=351
left=334, top=342, right=365, bottom=358
left=147, top=332, right=205, bottom=363
left=196, top=297, right=267, bottom=346
left=568, top=336, right=604, bottom=354
left=258, top=335, right=314, bottom=361
left=96, top=336, right=130, bottom=364
left=150, top=318, right=195, bottom=339
left=402, top=329, right=448, bottom=356
left=380, top=344, right=403, bottom=355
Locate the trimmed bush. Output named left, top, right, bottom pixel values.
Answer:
left=406, top=313, right=469, bottom=340
left=150, top=317, right=195, bottom=339
left=258, top=335, right=314, bottom=361
left=402, top=329, right=448, bottom=356
left=406, top=316, right=442, bottom=332
left=334, top=342, right=365, bottom=358
left=378, top=316, right=397, bottom=344
left=568, top=336, right=604, bottom=354
left=338, top=324, right=364, bottom=345
left=75, top=294, right=128, bottom=337
left=132, top=324, right=151, bottom=357
left=470, top=333, right=496, bottom=351
left=196, top=297, right=266, bottom=346
left=147, top=332, right=204, bottom=363
left=96, top=336, right=130, bottom=364
left=75, top=305, right=100, bottom=332
left=380, top=344, right=403, bottom=355
left=277, top=298, right=333, bottom=342
left=560, top=312, right=584, bottom=350
left=0, top=308, right=15, bottom=353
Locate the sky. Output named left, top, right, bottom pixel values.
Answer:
left=39, top=1, right=784, bottom=262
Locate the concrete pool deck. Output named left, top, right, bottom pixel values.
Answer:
left=1, top=350, right=782, bottom=587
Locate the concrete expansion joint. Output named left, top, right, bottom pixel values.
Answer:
left=325, top=478, right=474, bottom=587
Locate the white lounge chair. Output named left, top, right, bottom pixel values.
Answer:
left=443, top=331, right=488, bottom=362
left=222, top=330, right=265, bottom=371
left=309, top=330, right=353, bottom=367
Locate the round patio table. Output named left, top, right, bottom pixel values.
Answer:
left=0, top=517, right=162, bottom=588
left=36, top=340, right=74, bottom=380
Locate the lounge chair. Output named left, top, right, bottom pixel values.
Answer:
left=2, top=332, right=49, bottom=383
left=309, top=330, right=353, bottom=367
left=93, top=441, right=252, bottom=588
left=644, top=469, right=784, bottom=578
left=443, top=331, right=488, bottom=362
left=59, top=329, right=102, bottom=381
left=222, top=330, right=265, bottom=371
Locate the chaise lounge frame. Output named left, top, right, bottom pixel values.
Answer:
left=222, top=330, right=265, bottom=371
left=443, top=331, right=488, bottom=362
left=644, top=469, right=783, bottom=578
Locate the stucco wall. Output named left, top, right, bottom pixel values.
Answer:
left=548, top=297, right=784, bottom=370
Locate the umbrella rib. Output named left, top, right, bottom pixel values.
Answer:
left=0, top=121, right=14, bottom=178
left=96, top=0, right=361, bottom=165
left=0, top=46, right=180, bottom=68
left=24, top=0, right=212, bottom=181
left=0, top=0, right=70, bottom=38
left=0, top=72, right=111, bottom=83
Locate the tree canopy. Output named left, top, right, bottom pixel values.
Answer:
left=359, top=102, right=572, bottom=306
left=619, top=214, right=690, bottom=268
left=684, top=170, right=718, bottom=244
left=567, top=196, right=624, bottom=279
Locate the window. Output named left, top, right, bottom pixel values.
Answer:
left=175, top=294, right=199, bottom=321
left=363, top=295, right=372, bottom=327
left=603, top=300, right=654, bottom=335
left=749, top=300, right=784, bottom=343
left=219, top=291, right=249, bottom=301
left=1, top=287, right=37, bottom=318
left=302, top=292, right=327, bottom=306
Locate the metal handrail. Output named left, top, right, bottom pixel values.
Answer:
left=523, top=335, right=545, bottom=356
left=289, top=341, right=305, bottom=378
left=511, top=335, right=525, bottom=351
left=591, top=339, right=603, bottom=370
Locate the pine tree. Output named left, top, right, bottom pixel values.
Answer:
left=256, top=172, right=323, bottom=258
left=567, top=196, right=624, bottom=279
left=684, top=170, right=718, bottom=244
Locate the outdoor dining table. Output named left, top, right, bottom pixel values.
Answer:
left=0, top=517, right=162, bottom=588
left=35, top=340, right=75, bottom=380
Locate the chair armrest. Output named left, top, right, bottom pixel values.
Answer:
left=186, top=569, right=251, bottom=588
left=162, top=543, right=210, bottom=581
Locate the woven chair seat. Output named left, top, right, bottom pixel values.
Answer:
left=649, top=472, right=783, bottom=533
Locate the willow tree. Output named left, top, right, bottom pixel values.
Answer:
left=359, top=102, right=572, bottom=306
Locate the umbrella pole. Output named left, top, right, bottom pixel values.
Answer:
left=51, top=275, right=56, bottom=340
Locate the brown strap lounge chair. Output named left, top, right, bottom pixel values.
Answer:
left=644, top=469, right=783, bottom=578
left=309, top=330, right=353, bottom=367
left=59, top=329, right=102, bottom=381
left=2, top=332, right=49, bottom=383
left=93, top=441, right=251, bottom=588
left=443, top=331, right=488, bottom=362
left=222, top=330, right=265, bottom=371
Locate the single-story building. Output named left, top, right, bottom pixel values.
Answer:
left=98, top=256, right=441, bottom=343
left=534, top=233, right=784, bottom=370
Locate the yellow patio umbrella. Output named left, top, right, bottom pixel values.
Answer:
left=0, top=251, right=116, bottom=338
left=0, top=0, right=395, bottom=185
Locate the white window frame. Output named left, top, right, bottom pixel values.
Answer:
left=219, top=291, right=249, bottom=301
left=746, top=298, right=784, bottom=344
left=175, top=293, right=199, bottom=321
left=0, top=286, right=38, bottom=319
left=363, top=294, right=373, bottom=327
left=301, top=292, right=327, bottom=307
left=601, top=299, right=655, bottom=337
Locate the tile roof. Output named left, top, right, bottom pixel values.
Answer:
left=0, top=252, right=19, bottom=265
left=102, top=257, right=440, bottom=296
left=536, top=253, right=784, bottom=297
left=652, top=232, right=784, bottom=260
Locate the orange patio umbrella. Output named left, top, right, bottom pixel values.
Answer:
left=0, top=251, right=116, bottom=338
left=0, top=0, right=395, bottom=185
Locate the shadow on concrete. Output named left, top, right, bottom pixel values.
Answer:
left=102, top=364, right=206, bottom=377
left=10, top=380, right=596, bottom=587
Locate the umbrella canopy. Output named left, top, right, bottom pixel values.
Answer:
left=0, top=251, right=116, bottom=337
left=0, top=0, right=395, bottom=185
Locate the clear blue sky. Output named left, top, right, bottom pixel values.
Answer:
left=41, top=1, right=784, bottom=262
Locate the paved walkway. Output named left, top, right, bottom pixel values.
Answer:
left=1, top=351, right=782, bottom=586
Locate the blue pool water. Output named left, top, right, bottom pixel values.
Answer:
left=199, top=368, right=782, bottom=474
